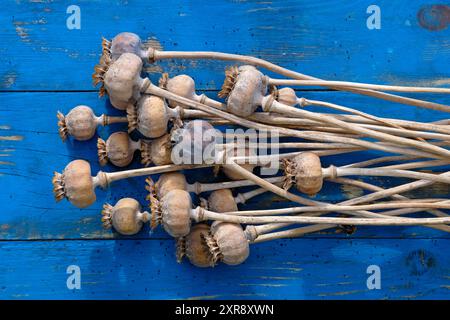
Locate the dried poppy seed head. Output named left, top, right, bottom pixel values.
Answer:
left=289, top=152, right=323, bottom=196
left=176, top=223, right=211, bottom=268
left=57, top=106, right=100, bottom=142
left=276, top=87, right=297, bottom=107
left=103, top=53, right=144, bottom=110
left=160, top=189, right=192, bottom=237
left=162, top=74, right=196, bottom=108
left=52, top=159, right=97, bottom=208
left=208, top=189, right=238, bottom=213
left=222, top=147, right=256, bottom=180
left=141, top=134, right=173, bottom=166
left=203, top=222, right=249, bottom=266
left=155, top=172, right=188, bottom=199
left=135, top=95, right=170, bottom=138
left=219, top=65, right=267, bottom=117
left=97, top=132, right=138, bottom=167
left=109, top=32, right=146, bottom=61
left=101, top=198, right=149, bottom=235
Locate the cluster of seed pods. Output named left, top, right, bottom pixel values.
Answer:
left=52, top=32, right=450, bottom=267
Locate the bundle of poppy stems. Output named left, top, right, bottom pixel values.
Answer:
left=53, top=32, right=450, bottom=267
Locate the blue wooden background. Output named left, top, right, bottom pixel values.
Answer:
left=0, top=0, right=449, bottom=299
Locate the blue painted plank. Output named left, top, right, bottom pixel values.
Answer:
left=0, top=238, right=449, bottom=299
left=0, top=91, right=449, bottom=240
left=0, top=0, right=449, bottom=90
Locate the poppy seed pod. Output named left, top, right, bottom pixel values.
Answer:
left=98, top=132, right=138, bottom=167
left=161, top=74, right=196, bottom=109
left=160, top=189, right=192, bottom=237
left=286, top=152, right=323, bottom=196
left=155, top=172, right=188, bottom=198
left=208, top=189, right=238, bottom=213
left=103, top=53, right=144, bottom=110
left=276, top=87, right=298, bottom=107
left=203, top=222, right=249, bottom=266
left=109, top=32, right=146, bottom=61
left=52, top=159, right=98, bottom=208
left=219, top=65, right=268, bottom=117
left=101, top=198, right=150, bottom=235
left=176, top=223, right=211, bottom=268
left=130, top=95, right=173, bottom=138
left=57, top=105, right=101, bottom=142
left=144, top=134, right=173, bottom=166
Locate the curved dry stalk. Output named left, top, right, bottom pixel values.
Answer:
left=192, top=207, right=450, bottom=226
left=151, top=51, right=450, bottom=112
left=269, top=79, right=450, bottom=94
left=251, top=112, right=450, bottom=135
left=99, top=54, right=445, bottom=159
left=145, top=82, right=442, bottom=159
left=222, top=200, right=450, bottom=216
left=261, top=97, right=450, bottom=159
left=321, top=166, right=450, bottom=185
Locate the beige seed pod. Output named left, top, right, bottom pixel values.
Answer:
left=103, top=52, right=144, bottom=110
left=161, top=74, right=195, bottom=109
left=133, top=95, right=174, bottom=138
left=276, top=87, right=298, bottom=107
left=160, top=189, right=192, bottom=237
left=176, top=223, right=211, bottom=268
left=97, top=132, right=138, bottom=167
left=208, top=189, right=238, bottom=213
left=203, top=222, right=249, bottom=266
left=109, top=32, right=146, bottom=61
left=57, top=105, right=101, bottom=142
left=52, top=159, right=97, bottom=208
left=219, top=65, right=268, bottom=117
left=145, top=134, right=173, bottom=166
left=155, top=172, right=187, bottom=198
left=285, top=152, right=323, bottom=196
left=222, top=147, right=256, bottom=180
left=101, top=198, right=150, bottom=235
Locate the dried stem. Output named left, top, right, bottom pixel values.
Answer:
left=269, top=79, right=450, bottom=93
left=151, top=50, right=450, bottom=112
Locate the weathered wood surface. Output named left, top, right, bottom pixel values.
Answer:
left=1, top=239, right=449, bottom=299
left=0, top=0, right=449, bottom=299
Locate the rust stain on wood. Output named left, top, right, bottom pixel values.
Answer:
left=417, top=4, right=450, bottom=31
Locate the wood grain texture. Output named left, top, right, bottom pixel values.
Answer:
left=0, top=0, right=449, bottom=299
left=0, top=238, right=449, bottom=299
left=0, top=0, right=449, bottom=90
